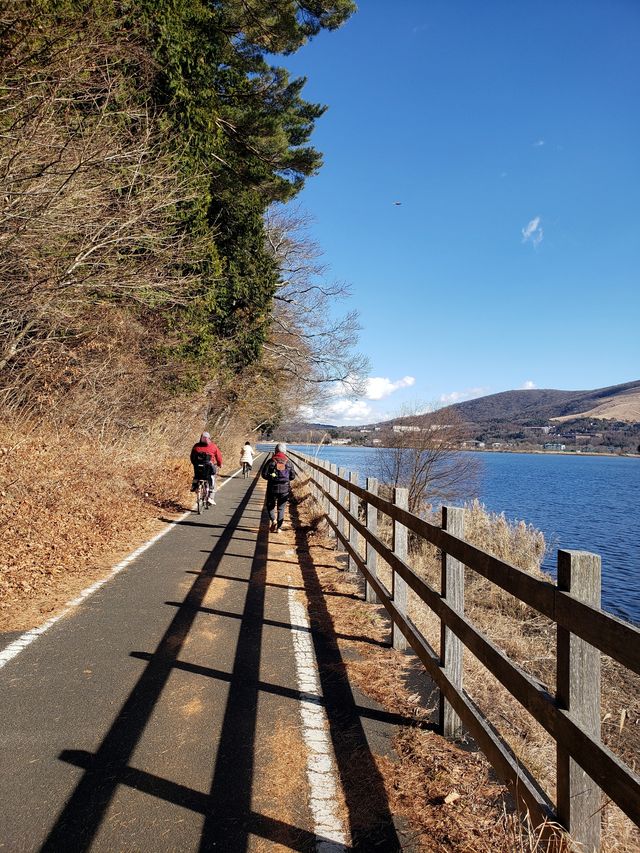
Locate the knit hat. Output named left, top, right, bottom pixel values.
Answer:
left=275, top=442, right=287, bottom=453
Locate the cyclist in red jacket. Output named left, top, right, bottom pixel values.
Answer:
left=190, top=432, right=223, bottom=505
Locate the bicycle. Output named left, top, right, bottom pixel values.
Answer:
left=195, top=478, right=210, bottom=515
left=242, top=462, right=252, bottom=479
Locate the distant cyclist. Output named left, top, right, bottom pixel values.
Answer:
left=190, top=432, right=223, bottom=506
left=240, top=441, right=255, bottom=478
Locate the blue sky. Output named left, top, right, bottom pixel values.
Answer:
left=281, top=1, right=640, bottom=424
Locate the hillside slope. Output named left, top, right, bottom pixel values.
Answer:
left=441, top=380, right=640, bottom=426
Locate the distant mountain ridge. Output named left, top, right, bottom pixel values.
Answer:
left=436, top=379, right=640, bottom=427
left=282, top=380, right=640, bottom=437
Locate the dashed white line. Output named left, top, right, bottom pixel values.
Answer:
left=287, top=581, right=349, bottom=852
left=0, top=465, right=247, bottom=670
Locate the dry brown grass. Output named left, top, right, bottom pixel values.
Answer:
left=292, top=476, right=566, bottom=852
left=0, top=413, right=249, bottom=632
left=293, top=477, right=640, bottom=851
left=251, top=719, right=313, bottom=853
left=409, top=501, right=639, bottom=851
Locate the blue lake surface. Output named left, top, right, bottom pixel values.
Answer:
left=273, top=445, right=640, bottom=624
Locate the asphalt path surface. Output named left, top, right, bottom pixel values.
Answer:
left=1, top=469, right=309, bottom=850
left=0, top=467, right=404, bottom=852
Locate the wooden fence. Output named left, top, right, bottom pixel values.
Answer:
left=289, top=449, right=640, bottom=852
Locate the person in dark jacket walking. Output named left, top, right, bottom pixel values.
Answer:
left=261, top=443, right=296, bottom=533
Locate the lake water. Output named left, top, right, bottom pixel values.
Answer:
left=275, top=445, right=640, bottom=625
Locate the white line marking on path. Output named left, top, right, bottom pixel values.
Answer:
left=287, top=580, right=349, bottom=852
left=0, top=464, right=247, bottom=671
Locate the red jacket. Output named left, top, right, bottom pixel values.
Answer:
left=190, top=441, right=223, bottom=468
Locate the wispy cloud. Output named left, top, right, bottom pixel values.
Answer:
left=533, top=139, right=545, bottom=147
left=522, top=216, right=543, bottom=247
left=438, top=386, right=489, bottom=406
left=521, top=380, right=537, bottom=390
left=365, top=375, right=415, bottom=401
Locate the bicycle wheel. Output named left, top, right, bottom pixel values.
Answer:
left=196, top=482, right=203, bottom=514
left=203, top=482, right=210, bottom=509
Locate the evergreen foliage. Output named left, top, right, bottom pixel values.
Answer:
left=0, top=0, right=357, bottom=424
left=128, top=0, right=352, bottom=380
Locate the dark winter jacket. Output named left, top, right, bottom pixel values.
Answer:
left=261, top=451, right=296, bottom=495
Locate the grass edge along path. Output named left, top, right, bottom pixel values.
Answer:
left=289, top=474, right=572, bottom=853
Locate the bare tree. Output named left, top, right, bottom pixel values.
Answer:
left=377, top=404, right=480, bottom=515
left=0, top=6, right=207, bottom=425
left=263, top=203, right=367, bottom=415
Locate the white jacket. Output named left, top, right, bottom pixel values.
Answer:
left=240, top=446, right=254, bottom=464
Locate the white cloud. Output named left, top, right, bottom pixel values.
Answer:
left=438, top=386, right=489, bottom=406
left=300, top=374, right=417, bottom=426
left=522, top=216, right=543, bottom=247
left=365, top=375, right=415, bottom=400
left=533, top=139, right=545, bottom=147
left=326, top=399, right=373, bottom=422
left=521, top=380, right=537, bottom=390
left=439, top=391, right=466, bottom=405
left=297, top=405, right=315, bottom=421
left=298, top=398, right=374, bottom=425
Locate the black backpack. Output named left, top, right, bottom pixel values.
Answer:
left=194, top=451, right=216, bottom=477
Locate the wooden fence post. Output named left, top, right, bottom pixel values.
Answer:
left=323, top=460, right=331, bottom=517
left=316, top=459, right=325, bottom=517
left=365, top=478, right=379, bottom=603
left=348, top=471, right=359, bottom=572
left=337, top=467, right=347, bottom=550
left=439, top=506, right=465, bottom=738
left=303, top=455, right=316, bottom=503
left=314, top=458, right=322, bottom=509
left=329, top=464, right=338, bottom=533
left=392, top=488, right=408, bottom=651
left=317, top=459, right=329, bottom=515
left=556, top=550, right=602, bottom=853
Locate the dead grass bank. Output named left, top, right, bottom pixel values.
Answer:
left=291, top=477, right=559, bottom=852
left=0, top=416, right=250, bottom=632
left=293, top=477, right=639, bottom=851
left=406, top=501, right=639, bottom=852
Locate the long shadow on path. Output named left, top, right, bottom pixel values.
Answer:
left=41, top=479, right=323, bottom=852
left=289, top=500, right=402, bottom=852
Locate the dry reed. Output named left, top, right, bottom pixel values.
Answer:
left=295, top=474, right=640, bottom=851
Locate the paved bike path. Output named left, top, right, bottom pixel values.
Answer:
left=0, top=471, right=320, bottom=852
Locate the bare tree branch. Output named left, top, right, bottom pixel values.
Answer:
left=377, top=404, right=480, bottom=515
left=262, top=203, right=367, bottom=417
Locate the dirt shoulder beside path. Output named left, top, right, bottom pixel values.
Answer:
left=0, top=466, right=196, bottom=636
left=289, top=475, right=549, bottom=853
left=0, top=419, right=205, bottom=634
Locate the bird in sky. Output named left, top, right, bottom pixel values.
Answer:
left=393, top=201, right=402, bottom=206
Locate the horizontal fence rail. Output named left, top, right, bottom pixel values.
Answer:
left=289, top=449, right=640, bottom=851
